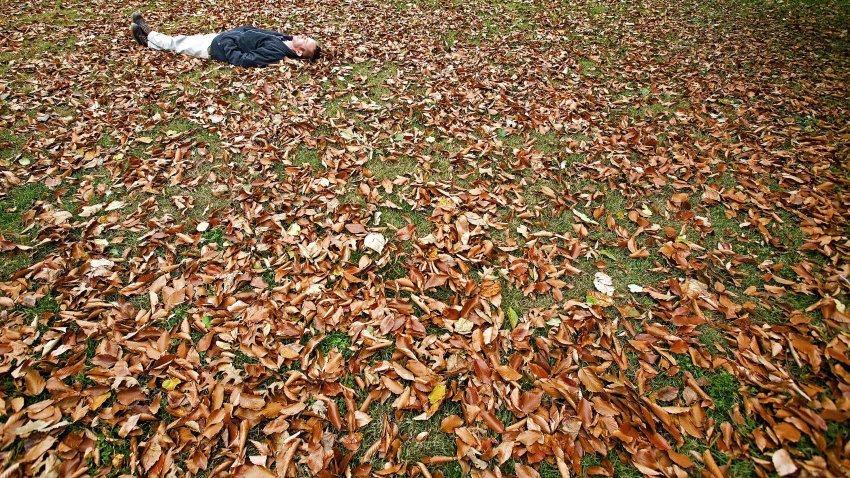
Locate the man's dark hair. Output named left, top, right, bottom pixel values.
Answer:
left=310, top=45, right=322, bottom=62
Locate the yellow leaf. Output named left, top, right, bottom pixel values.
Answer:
left=162, top=378, right=181, bottom=391
left=454, top=318, right=474, bottom=334
left=286, top=223, right=301, bottom=236
left=90, top=392, right=111, bottom=411
left=428, top=382, right=446, bottom=405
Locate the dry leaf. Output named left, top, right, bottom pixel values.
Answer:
left=772, top=449, right=797, bottom=476
left=364, top=232, right=387, bottom=253
left=593, top=272, right=615, bottom=296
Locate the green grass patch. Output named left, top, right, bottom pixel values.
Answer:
left=193, top=130, right=223, bottom=155
left=0, top=253, right=35, bottom=281
left=15, top=292, right=59, bottom=322
left=163, top=304, right=190, bottom=330
left=232, top=351, right=259, bottom=369
left=0, top=129, right=25, bottom=162
left=697, top=324, right=727, bottom=355
left=87, top=428, right=132, bottom=475
left=290, top=147, right=322, bottom=168
left=379, top=202, right=433, bottom=239
left=398, top=401, right=460, bottom=462
left=339, top=188, right=367, bottom=208
left=318, top=331, right=353, bottom=358
left=502, top=285, right=555, bottom=318
left=0, top=183, right=49, bottom=235
left=365, top=155, right=419, bottom=181
left=202, top=227, right=225, bottom=244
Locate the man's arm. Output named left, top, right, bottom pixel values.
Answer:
left=236, top=25, right=290, bottom=39
left=249, top=27, right=292, bottom=41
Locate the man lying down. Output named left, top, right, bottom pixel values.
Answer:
left=130, top=13, right=321, bottom=67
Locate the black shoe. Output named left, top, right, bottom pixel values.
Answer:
left=131, top=23, right=148, bottom=47
left=131, top=13, right=151, bottom=35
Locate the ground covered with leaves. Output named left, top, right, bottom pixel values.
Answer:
left=1, top=0, right=849, bottom=476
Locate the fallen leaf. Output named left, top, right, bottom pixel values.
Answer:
left=772, top=449, right=797, bottom=476
left=594, top=272, right=615, bottom=296
left=429, top=383, right=446, bottom=405
left=364, top=232, right=387, bottom=253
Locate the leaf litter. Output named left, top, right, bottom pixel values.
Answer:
left=0, top=0, right=849, bottom=477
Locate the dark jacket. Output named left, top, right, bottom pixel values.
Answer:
left=209, top=26, right=297, bottom=67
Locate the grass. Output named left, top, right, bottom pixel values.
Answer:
left=365, top=155, right=419, bottom=181
left=164, top=119, right=196, bottom=135
left=356, top=398, right=461, bottom=470
left=355, top=398, right=393, bottom=463
left=501, top=285, right=556, bottom=320
left=608, top=449, right=643, bottom=477
left=0, top=0, right=846, bottom=475
left=130, top=294, right=151, bottom=311
left=602, top=254, right=667, bottom=295
left=398, top=402, right=460, bottom=462
left=232, top=351, right=259, bottom=369
left=697, top=324, right=727, bottom=355
left=649, top=355, right=743, bottom=424
left=678, top=438, right=731, bottom=471
left=0, top=183, right=49, bottom=234
left=729, top=459, right=756, bottom=477
left=340, top=187, right=368, bottom=207
left=202, top=227, right=225, bottom=244
left=156, top=185, right=233, bottom=221
left=89, top=428, right=132, bottom=476
left=378, top=256, right=410, bottom=281
left=193, top=130, right=223, bottom=155
left=0, top=252, right=35, bottom=281
left=577, top=57, right=601, bottom=77
left=15, top=292, right=59, bottom=320
left=0, top=183, right=51, bottom=279
left=318, top=331, right=353, bottom=358
left=290, top=147, right=322, bottom=168
left=0, top=129, right=25, bottom=163
left=164, top=304, right=190, bottom=329
left=378, top=200, right=434, bottom=242
left=705, top=371, right=741, bottom=422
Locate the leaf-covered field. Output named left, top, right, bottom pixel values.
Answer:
left=1, top=0, right=849, bottom=476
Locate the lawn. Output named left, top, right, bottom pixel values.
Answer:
left=0, top=0, right=849, bottom=476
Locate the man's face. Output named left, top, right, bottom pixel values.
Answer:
left=292, top=34, right=318, bottom=59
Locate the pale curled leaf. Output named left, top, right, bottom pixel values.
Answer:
left=364, top=232, right=386, bottom=253
left=593, top=272, right=615, bottom=296
left=572, top=208, right=599, bottom=225
left=772, top=449, right=797, bottom=476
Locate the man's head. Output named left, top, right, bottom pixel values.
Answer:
left=291, top=34, right=320, bottom=61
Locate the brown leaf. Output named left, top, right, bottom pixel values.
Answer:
left=142, top=435, right=163, bottom=471
left=515, top=463, right=541, bottom=478
left=440, top=415, right=463, bottom=433
left=22, top=436, right=56, bottom=463
left=24, top=369, right=46, bottom=396
left=495, top=365, right=522, bottom=381
left=235, top=465, right=276, bottom=477
left=519, top=389, right=543, bottom=415
left=774, top=423, right=801, bottom=443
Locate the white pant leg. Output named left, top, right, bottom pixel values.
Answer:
left=146, top=32, right=218, bottom=59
